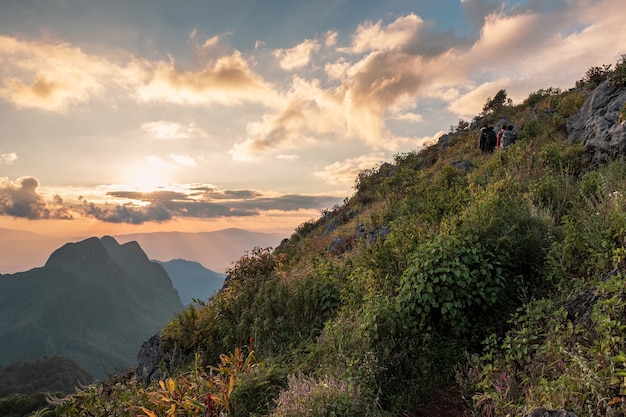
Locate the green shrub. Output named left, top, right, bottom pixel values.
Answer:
left=396, top=234, right=507, bottom=336
left=230, top=362, right=288, bottom=417
left=609, top=54, right=626, bottom=89
left=529, top=174, right=576, bottom=221
left=557, top=90, right=588, bottom=118
left=538, top=141, right=584, bottom=177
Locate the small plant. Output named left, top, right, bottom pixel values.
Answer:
left=396, top=234, right=507, bottom=336
left=609, top=54, right=626, bottom=89
left=577, top=64, right=612, bottom=89
left=617, top=102, right=626, bottom=124
left=271, top=373, right=377, bottom=417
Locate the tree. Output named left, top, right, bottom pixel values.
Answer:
left=456, top=118, right=470, bottom=132
left=482, top=89, right=511, bottom=115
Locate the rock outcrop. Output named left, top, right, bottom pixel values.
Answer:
left=567, top=80, right=626, bottom=164
left=136, top=333, right=166, bottom=384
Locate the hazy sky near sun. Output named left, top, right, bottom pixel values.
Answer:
left=1, top=0, right=625, bottom=237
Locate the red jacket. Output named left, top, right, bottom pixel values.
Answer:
left=496, top=130, right=505, bottom=147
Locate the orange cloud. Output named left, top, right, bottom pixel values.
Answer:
left=274, top=39, right=321, bottom=71
left=314, top=153, right=386, bottom=187
left=342, top=14, right=424, bottom=53
left=0, top=36, right=109, bottom=111
left=137, top=51, right=275, bottom=105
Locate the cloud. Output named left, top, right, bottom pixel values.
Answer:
left=276, top=154, right=300, bottom=161
left=232, top=48, right=424, bottom=158
left=314, top=153, right=387, bottom=187
left=141, top=121, right=208, bottom=139
left=74, top=183, right=343, bottom=224
left=274, top=39, right=321, bottom=70
left=0, top=176, right=74, bottom=219
left=341, top=14, right=424, bottom=54
left=0, top=34, right=279, bottom=111
left=169, top=154, right=198, bottom=167
left=81, top=200, right=173, bottom=224
left=0, top=36, right=118, bottom=112
left=137, top=51, right=276, bottom=105
left=1, top=152, right=17, bottom=164
left=392, top=112, right=424, bottom=123
left=325, top=31, right=338, bottom=47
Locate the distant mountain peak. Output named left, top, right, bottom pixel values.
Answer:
left=1, top=235, right=183, bottom=378
left=44, top=236, right=112, bottom=270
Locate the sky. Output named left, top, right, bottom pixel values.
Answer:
left=1, top=0, right=625, bottom=238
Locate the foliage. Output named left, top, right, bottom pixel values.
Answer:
left=271, top=373, right=377, bottom=417
left=397, top=234, right=507, bottom=336
left=609, top=54, right=626, bottom=89
left=0, top=393, right=55, bottom=417
left=576, top=64, right=612, bottom=89
left=45, top=58, right=626, bottom=416
left=0, top=356, right=93, bottom=397
left=482, top=89, right=511, bottom=116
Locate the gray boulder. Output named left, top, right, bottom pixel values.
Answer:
left=136, top=333, right=166, bottom=384
left=567, top=80, right=626, bottom=164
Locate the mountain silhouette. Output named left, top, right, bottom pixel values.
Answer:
left=0, top=236, right=183, bottom=379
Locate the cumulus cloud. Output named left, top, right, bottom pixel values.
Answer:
left=341, top=14, right=424, bottom=54
left=232, top=48, right=424, bottom=157
left=0, top=176, right=74, bottom=219
left=235, top=0, right=626, bottom=159
left=141, top=120, right=208, bottom=139
left=314, top=153, right=387, bottom=187
left=1, top=152, right=17, bottom=164
left=392, top=112, right=424, bottom=123
left=325, top=31, right=338, bottom=47
left=137, top=51, right=275, bottom=105
left=0, top=34, right=279, bottom=111
left=274, top=39, right=321, bottom=71
left=0, top=36, right=123, bottom=112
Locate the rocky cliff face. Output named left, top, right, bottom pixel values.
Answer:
left=0, top=236, right=183, bottom=379
left=567, top=79, right=626, bottom=164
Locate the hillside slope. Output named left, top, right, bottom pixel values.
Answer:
left=46, top=58, right=626, bottom=417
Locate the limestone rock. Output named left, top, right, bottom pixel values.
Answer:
left=567, top=80, right=626, bottom=165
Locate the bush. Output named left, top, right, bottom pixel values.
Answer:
left=270, top=374, right=378, bottom=417
left=396, top=234, right=507, bottom=336
left=609, top=54, right=626, bottom=89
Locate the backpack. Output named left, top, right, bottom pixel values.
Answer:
left=501, top=130, right=517, bottom=148
left=485, top=128, right=497, bottom=151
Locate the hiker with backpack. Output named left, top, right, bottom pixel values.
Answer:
left=500, top=124, right=517, bottom=148
left=478, top=126, right=497, bottom=153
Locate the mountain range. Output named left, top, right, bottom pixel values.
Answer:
left=0, top=236, right=183, bottom=379
left=156, top=259, right=226, bottom=306
left=0, top=228, right=287, bottom=274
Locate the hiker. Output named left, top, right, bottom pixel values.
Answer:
left=478, top=127, right=487, bottom=152
left=479, top=126, right=497, bottom=153
left=485, top=126, right=497, bottom=153
left=496, top=124, right=507, bottom=148
left=501, top=124, right=517, bottom=148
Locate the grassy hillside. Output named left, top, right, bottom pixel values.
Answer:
left=44, top=57, right=626, bottom=416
